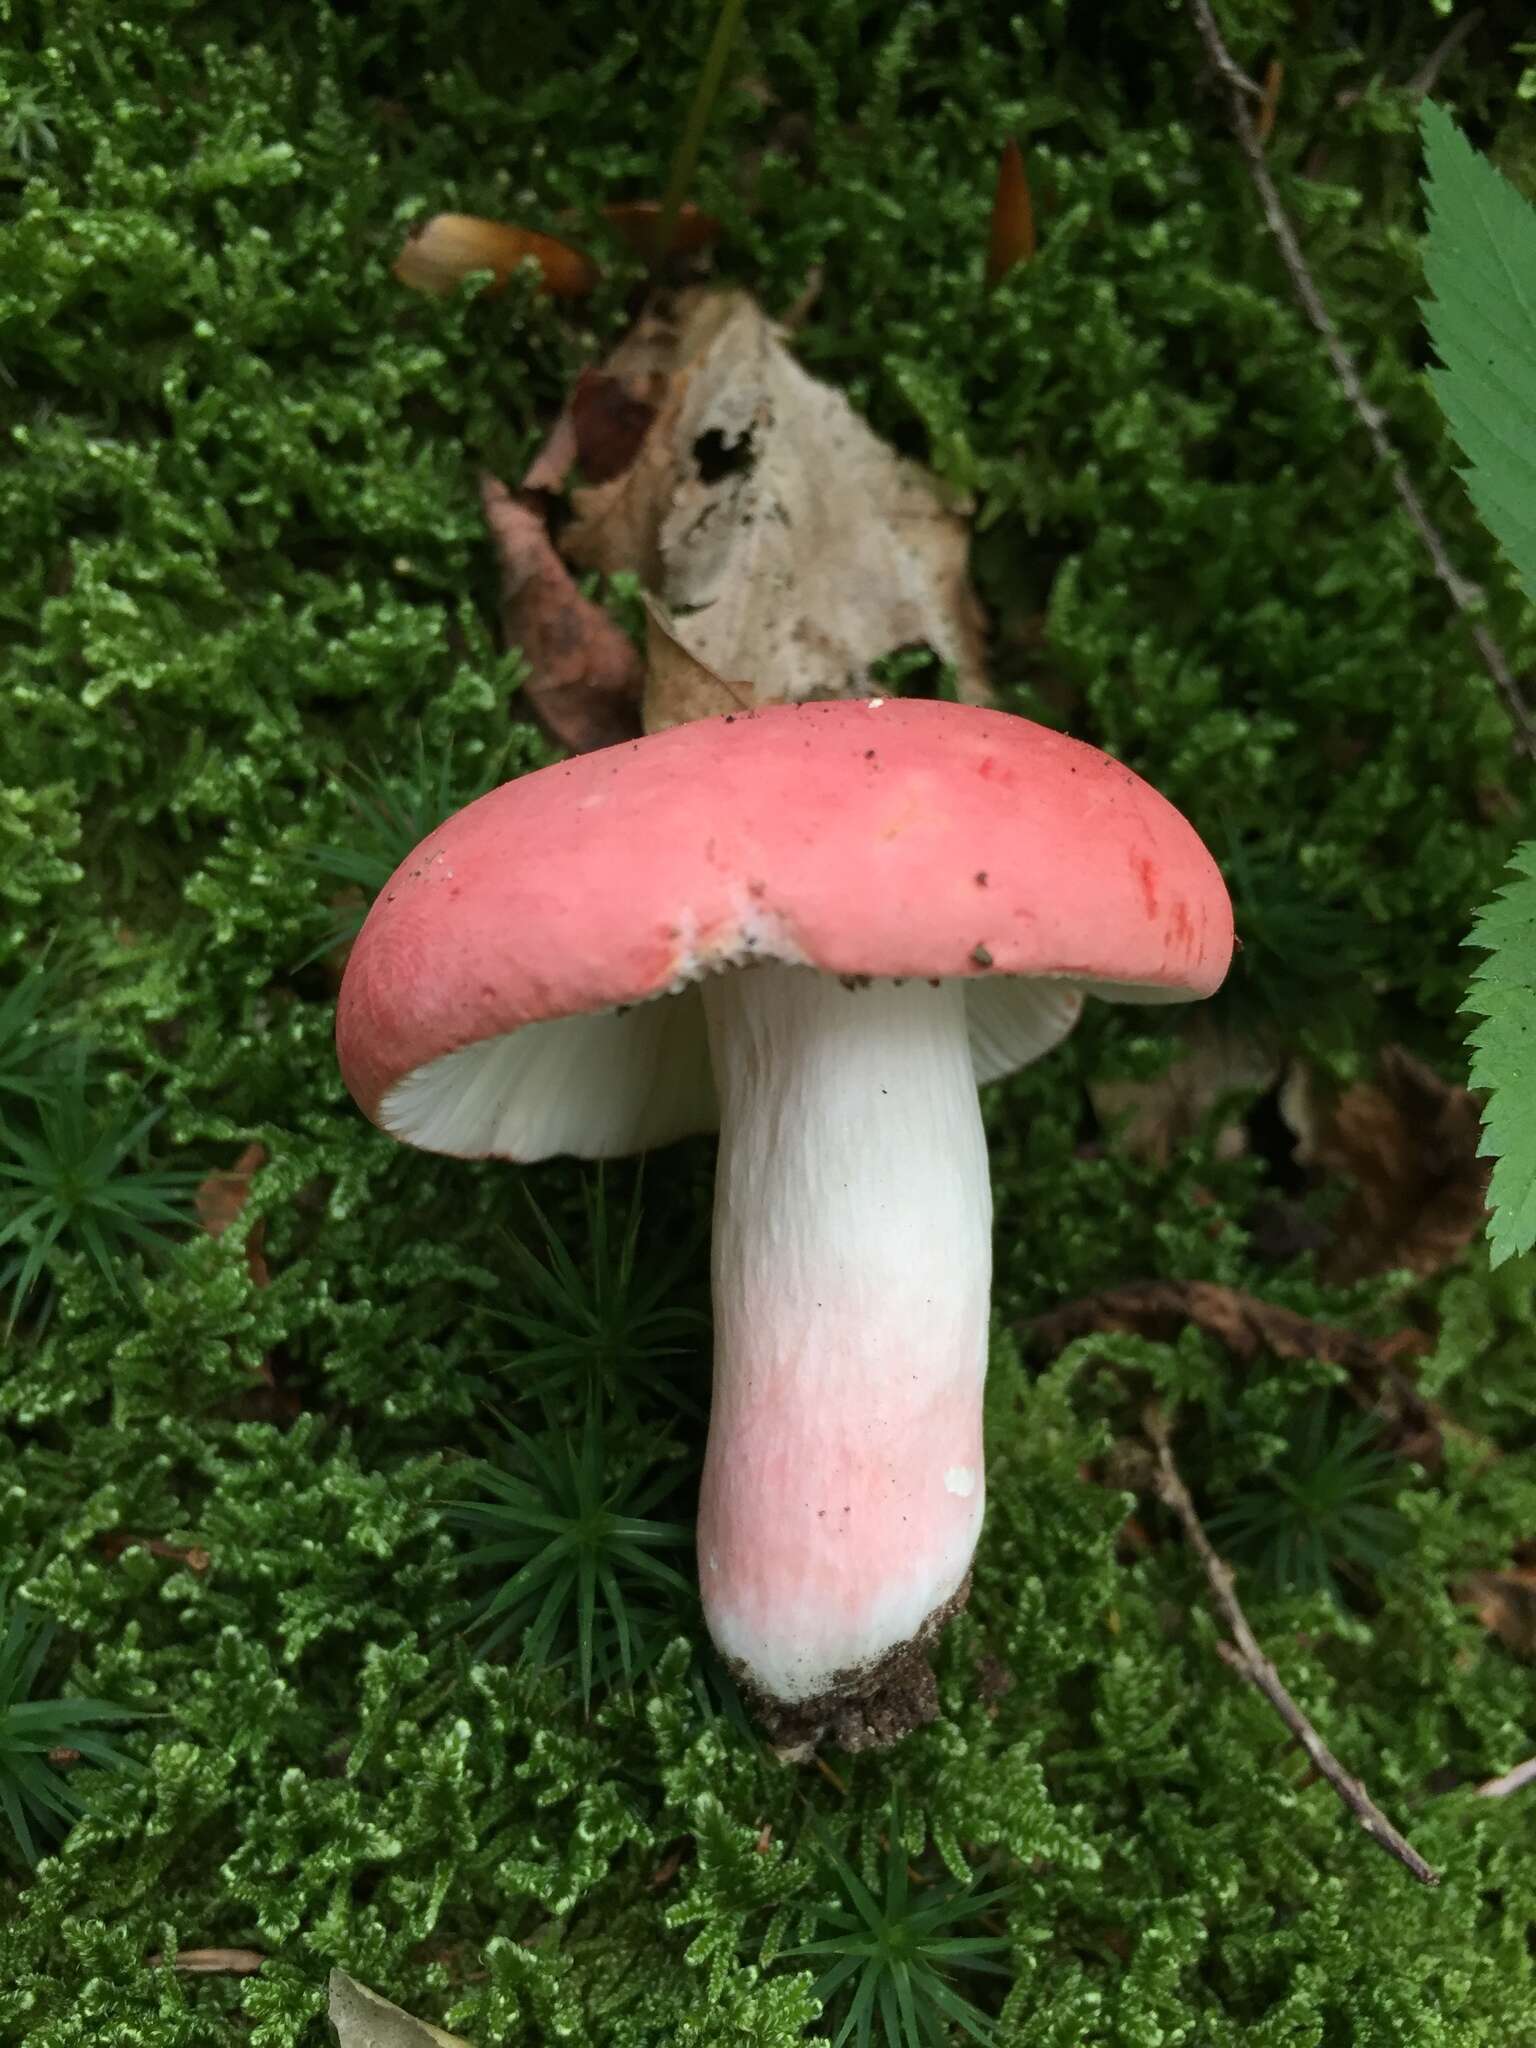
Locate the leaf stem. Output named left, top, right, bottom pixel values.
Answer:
left=655, top=0, right=748, bottom=267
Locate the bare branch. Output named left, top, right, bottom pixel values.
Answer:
left=1145, top=1403, right=1441, bottom=1887
left=1407, top=9, right=1484, bottom=101
left=1476, top=1754, right=1536, bottom=1800
left=1185, top=0, right=1536, bottom=757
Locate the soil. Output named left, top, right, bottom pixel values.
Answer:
left=738, top=1574, right=973, bottom=1762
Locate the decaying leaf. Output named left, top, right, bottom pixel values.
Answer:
left=1028, top=1280, right=1403, bottom=1382
left=1255, top=57, right=1285, bottom=150
left=986, top=139, right=1036, bottom=283
left=568, top=370, right=660, bottom=486
left=196, top=1141, right=270, bottom=1288
left=393, top=213, right=597, bottom=299
left=522, top=368, right=665, bottom=497
left=102, top=1532, right=210, bottom=1573
left=1025, top=1281, right=1438, bottom=1453
left=480, top=474, right=643, bottom=752
left=1281, top=1047, right=1489, bottom=1281
left=1090, top=1020, right=1279, bottom=1167
left=1459, top=1568, right=1536, bottom=1659
left=560, top=288, right=991, bottom=709
left=602, top=199, right=722, bottom=264
left=329, top=1969, right=470, bottom=2048
left=643, top=595, right=754, bottom=731
left=150, top=1948, right=265, bottom=1975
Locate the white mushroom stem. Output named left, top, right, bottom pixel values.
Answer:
left=697, top=963, right=991, bottom=1708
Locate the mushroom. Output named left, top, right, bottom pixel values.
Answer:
left=337, top=700, right=1233, bottom=1751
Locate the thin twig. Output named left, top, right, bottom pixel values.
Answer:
left=1145, top=1403, right=1440, bottom=1886
left=654, top=0, right=748, bottom=267
left=1407, top=8, right=1484, bottom=101
left=1185, top=0, right=1536, bottom=758
left=1475, top=1754, right=1536, bottom=1800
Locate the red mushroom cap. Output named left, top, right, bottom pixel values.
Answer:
left=337, top=700, right=1233, bottom=1154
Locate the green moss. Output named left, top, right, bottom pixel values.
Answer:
left=4, top=0, right=1536, bottom=2040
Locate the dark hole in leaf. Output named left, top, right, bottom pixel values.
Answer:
left=692, top=427, right=754, bottom=484
left=870, top=641, right=958, bottom=701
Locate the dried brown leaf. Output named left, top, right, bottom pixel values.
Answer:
left=648, top=1838, right=693, bottom=1888
left=1255, top=58, right=1284, bottom=149
left=150, top=1949, right=266, bottom=1976
left=643, top=596, right=754, bottom=731
left=522, top=359, right=674, bottom=498
left=1282, top=1047, right=1489, bottom=1281
left=1025, top=1280, right=1439, bottom=1455
left=1028, top=1279, right=1397, bottom=1379
left=393, top=213, right=597, bottom=299
left=568, top=370, right=659, bottom=486
left=986, top=139, right=1036, bottom=284
left=195, top=1142, right=265, bottom=1238
left=561, top=288, right=991, bottom=710
left=195, top=1142, right=270, bottom=1288
left=1459, top=1568, right=1536, bottom=1659
left=1090, top=1021, right=1278, bottom=1168
left=480, top=474, right=643, bottom=752
left=329, top=1971, right=471, bottom=2048
left=603, top=199, right=722, bottom=264
left=102, top=1533, right=210, bottom=1573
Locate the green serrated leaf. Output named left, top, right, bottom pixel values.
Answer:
left=1419, top=99, right=1536, bottom=610
left=1464, top=842, right=1536, bottom=1263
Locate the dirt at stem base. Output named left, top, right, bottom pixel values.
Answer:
left=734, top=1574, right=972, bottom=1763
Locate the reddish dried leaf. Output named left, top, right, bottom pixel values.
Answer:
left=394, top=213, right=597, bottom=300
left=648, top=1839, right=692, bottom=1888
left=1460, top=1569, right=1536, bottom=1659
left=1285, top=1048, right=1489, bottom=1282
left=195, top=1143, right=265, bottom=1237
left=986, top=139, right=1036, bottom=285
left=102, top=1533, right=210, bottom=1573
left=603, top=199, right=722, bottom=264
left=196, top=1142, right=270, bottom=1288
left=524, top=361, right=673, bottom=497
left=1255, top=57, right=1285, bottom=148
left=521, top=408, right=582, bottom=497
left=480, top=474, right=643, bottom=752
left=150, top=1949, right=266, bottom=1976
left=569, top=369, right=658, bottom=485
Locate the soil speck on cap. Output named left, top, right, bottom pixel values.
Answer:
left=971, top=943, right=994, bottom=967
left=975, top=871, right=988, bottom=886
